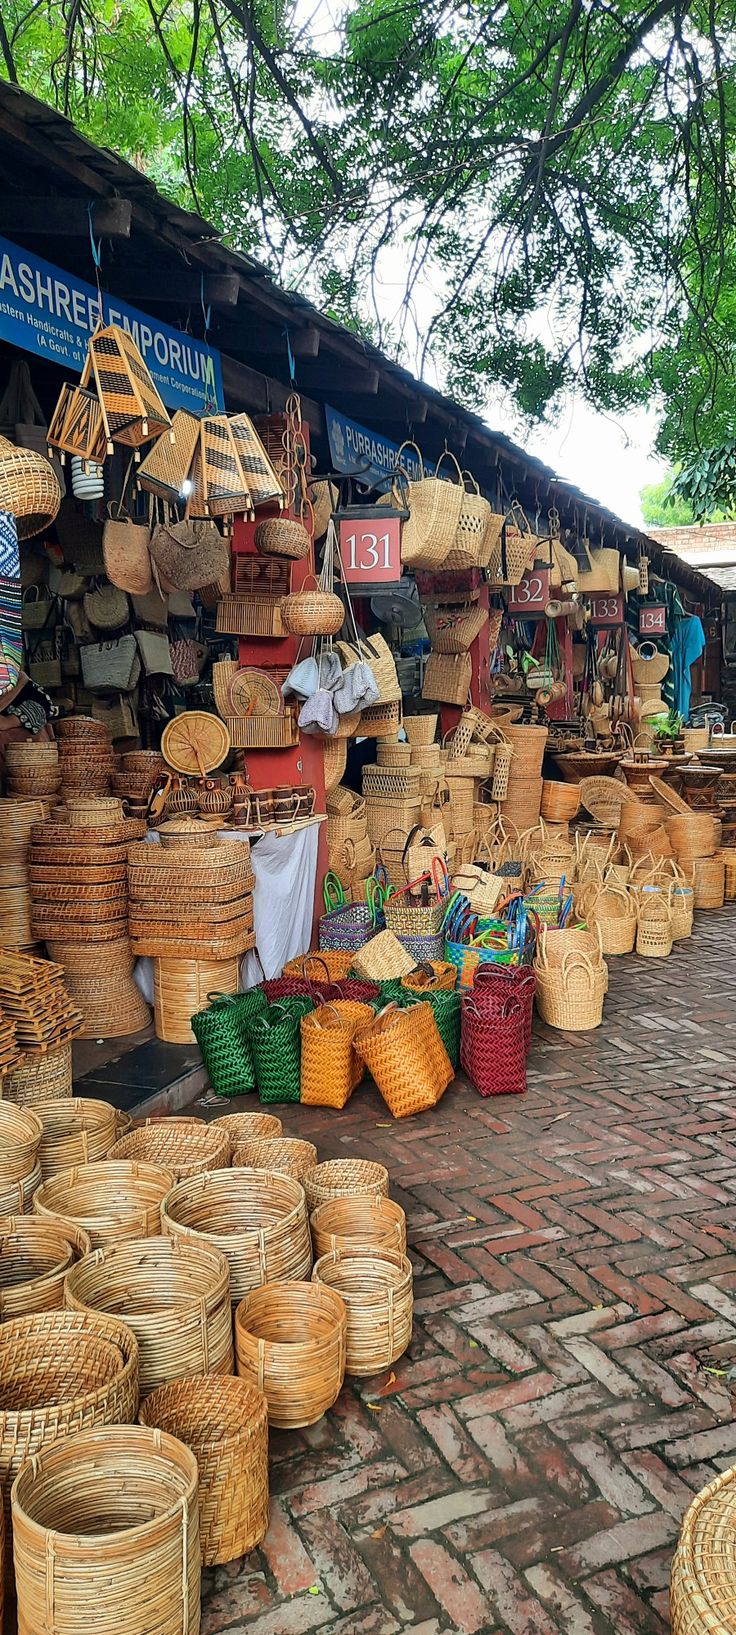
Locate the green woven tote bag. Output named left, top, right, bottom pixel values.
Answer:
left=249, top=1003, right=302, bottom=1103
left=190, top=989, right=267, bottom=1099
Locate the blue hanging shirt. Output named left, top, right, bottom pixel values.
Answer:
left=671, top=615, right=706, bottom=721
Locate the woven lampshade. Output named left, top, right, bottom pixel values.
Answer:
left=187, top=415, right=283, bottom=519
left=0, top=437, right=61, bottom=538
left=47, top=386, right=108, bottom=467
left=87, top=325, right=171, bottom=451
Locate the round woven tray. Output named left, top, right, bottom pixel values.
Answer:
left=161, top=711, right=231, bottom=776
left=671, top=1465, right=736, bottom=1635
left=303, top=1158, right=390, bottom=1213
left=64, top=1234, right=233, bottom=1397
left=235, top=1279, right=347, bottom=1428
left=161, top=1168, right=312, bottom=1302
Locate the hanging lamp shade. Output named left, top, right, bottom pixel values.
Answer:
left=137, top=409, right=202, bottom=502
left=0, top=436, right=62, bottom=538
left=187, top=414, right=283, bottom=519
left=47, top=385, right=108, bottom=467
left=87, top=325, right=171, bottom=451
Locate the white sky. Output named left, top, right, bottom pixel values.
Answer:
left=522, top=400, right=666, bottom=530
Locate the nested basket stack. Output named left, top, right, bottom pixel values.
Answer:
left=34, top=1159, right=174, bottom=1248
left=128, top=838, right=256, bottom=987
left=64, top=1235, right=234, bottom=1397
left=57, top=717, right=116, bottom=799
left=28, top=812, right=151, bottom=1037
left=665, top=812, right=724, bottom=908
left=0, top=797, right=54, bottom=950
left=153, top=956, right=241, bottom=1044
left=362, top=759, right=422, bottom=850
left=310, top=1194, right=407, bottom=1258
left=0, top=1100, right=44, bottom=1216
left=11, top=1424, right=200, bottom=1635
left=0, top=1216, right=90, bottom=1320
left=5, top=742, right=61, bottom=801
left=500, top=723, right=548, bottom=831
left=113, top=749, right=167, bottom=817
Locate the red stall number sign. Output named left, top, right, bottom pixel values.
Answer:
left=639, top=604, right=667, bottom=635
left=507, top=568, right=550, bottom=615
left=338, top=513, right=403, bottom=587
left=589, top=594, right=624, bottom=626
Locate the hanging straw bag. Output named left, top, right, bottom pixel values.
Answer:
left=81, top=635, right=140, bottom=692
left=575, top=542, right=621, bottom=595
left=103, top=475, right=153, bottom=596
left=150, top=516, right=229, bottom=591
left=135, top=629, right=174, bottom=676
left=83, top=580, right=130, bottom=631
left=392, top=445, right=463, bottom=570
left=443, top=473, right=502, bottom=572
left=422, top=652, right=472, bottom=707
left=491, top=501, right=539, bottom=586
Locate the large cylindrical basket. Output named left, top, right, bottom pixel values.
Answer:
left=64, top=1235, right=233, bottom=1397
left=234, top=1279, right=347, bottom=1428
left=161, top=1169, right=312, bottom=1302
left=139, top=1375, right=269, bottom=1565
left=312, top=1248, right=413, bottom=1376
left=310, top=1194, right=407, bottom=1259
left=0, top=1309, right=139, bottom=1572
left=34, top=1160, right=174, bottom=1248
left=34, top=1096, right=118, bottom=1177
left=11, top=1424, right=200, bottom=1635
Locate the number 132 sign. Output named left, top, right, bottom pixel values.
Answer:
left=337, top=507, right=404, bottom=587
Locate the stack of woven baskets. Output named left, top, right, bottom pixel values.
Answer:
left=0, top=795, right=54, bottom=950
left=0, top=949, right=82, bottom=1108
left=0, top=1097, right=44, bottom=1214
left=499, top=722, right=548, bottom=832
left=28, top=806, right=151, bottom=1037
left=56, top=715, right=116, bottom=799
left=362, top=754, right=422, bottom=851
left=326, top=785, right=376, bottom=902
left=665, top=810, right=724, bottom=909
left=112, top=749, right=166, bottom=819
left=4, top=741, right=61, bottom=800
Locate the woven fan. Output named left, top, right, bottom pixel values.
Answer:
left=228, top=669, right=282, bottom=718
left=161, top=712, right=231, bottom=778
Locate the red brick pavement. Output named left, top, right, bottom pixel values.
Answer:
left=199, top=908, right=736, bottom=1635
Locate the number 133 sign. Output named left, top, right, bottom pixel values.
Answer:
left=337, top=505, right=404, bottom=587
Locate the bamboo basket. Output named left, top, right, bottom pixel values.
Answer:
left=312, top=1248, right=413, bottom=1376
left=233, top=1137, right=317, bottom=1180
left=422, top=651, right=472, bottom=707
left=303, top=1158, right=390, bottom=1214
left=210, top=1111, right=283, bottom=1156
left=282, top=950, right=355, bottom=982
left=310, top=1194, right=407, bottom=1259
left=64, top=1235, right=233, bottom=1397
left=323, top=735, right=348, bottom=795
left=0, top=1158, right=42, bottom=1214
left=503, top=723, right=548, bottom=775
left=501, top=776, right=544, bottom=830
left=235, top=1279, right=347, bottom=1427
left=534, top=952, right=606, bottom=1031
left=359, top=700, right=402, bottom=738
left=0, top=1103, right=43, bottom=1183
left=666, top=812, right=718, bottom=861
left=720, top=847, right=736, bottom=901
left=109, top=1118, right=230, bottom=1180
left=139, top=1374, right=269, bottom=1566
left=670, top=1464, right=736, bottom=1635
left=11, top=1425, right=200, bottom=1635
left=350, top=930, right=416, bottom=982
left=161, top=1169, right=312, bottom=1302
left=153, top=956, right=241, bottom=1043
left=0, top=1217, right=90, bottom=1320
left=34, top=1097, right=118, bottom=1176
left=404, top=714, right=438, bottom=746
left=0, top=1309, right=139, bottom=1570
left=34, top=1160, right=174, bottom=1248
left=365, top=795, right=422, bottom=848
left=692, top=854, right=725, bottom=909
left=636, top=892, right=673, bottom=958
left=671, top=881, right=695, bottom=939
left=540, top=781, right=581, bottom=823
left=575, top=881, right=636, bottom=955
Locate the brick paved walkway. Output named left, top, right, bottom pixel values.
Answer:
left=200, top=907, right=736, bottom=1635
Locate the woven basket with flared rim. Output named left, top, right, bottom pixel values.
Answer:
left=0, top=1216, right=90, bottom=1320
left=162, top=1168, right=312, bottom=1303
left=139, top=1374, right=268, bottom=1565
left=692, top=853, right=726, bottom=909
left=424, top=603, right=488, bottom=654
left=33, top=1159, right=174, bottom=1248
left=540, top=781, right=581, bottom=823
left=109, top=1118, right=230, bottom=1180
left=404, top=714, right=438, bottom=746
left=210, top=1110, right=283, bottom=1157
left=670, top=1463, right=736, bottom=1635
left=233, top=1137, right=317, bottom=1180
left=503, top=723, right=548, bottom=774
left=534, top=951, right=607, bottom=1031
left=302, top=1158, right=390, bottom=1214
left=0, top=1309, right=139, bottom=1571
left=234, top=1279, right=347, bottom=1428
left=34, top=1097, right=118, bottom=1177
left=575, top=880, right=637, bottom=955
left=312, top=1247, right=413, bottom=1376
left=310, top=1194, right=407, bottom=1259
left=299, top=1001, right=373, bottom=1109
left=11, top=1424, right=199, bottom=1635
left=0, top=1103, right=43, bottom=1183
left=64, top=1236, right=233, bottom=1398
left=666, top=812, right=719, bottom=861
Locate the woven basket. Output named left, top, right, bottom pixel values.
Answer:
left=0, top=1309, right=139, bottom=1570
left=422, top=651, right=472, bottom=707
left=404, top=714, right=438, bottom=746
left=0, top=1102, right=43, bottom=1181
left=162, top=1168, right=312, bottom=1302
left=534, top=952, right=606, bottom=1031
left=692, top=854, right=725, bottom=909
left=312, top=1247, right=413, bottom=1376
left=503, top=723, right=548, bottom=775
left=0, top=1164, right=42, bottom=1217
left=139, top=1374, right=268, bottom=1565
left=302, top=1158, right=389, bottom=1214
left=233, top=1136, right=317, bottom=1180
left=35, top=1096, right=118, bottom=1176
left=575, top=881, right=636, bottom=955
left=356, top=1000, right=453, bottom=1116
left=424, top=604, right=487, bottom=653
left=11, top=1424, right=199, bottom=1635
left=0, top=1216, right=90, bottom=1320
left=282, top=950, right=355, bottom=982
left=359, top=699, right=402, bottom=738
left=318, top=902, right=374, bottom=954
left=34, top=1160, right=174, bottom=1248
left=153, top=956, right=240, bottom=1044
left=350, top=929, right=416, bottom=982
left=109, top=1117, right=230, bottom=1180
left=636, top=891, right=673, bottom=958
left=299, top=1001, right=372, bottom=1108
left=666, top=812, right=718, bottom=861
left=282, top=582, right=344, bottom=636
left=310, top=1194, right=407, bottom=1258
left=720, top=848, right=736, bottom=902
left=670, top=1464, right=736, bottom=1635
left=255, top=515, right=310, bottom=559
left=210, top=1111, right=283, bottom=1156
left=671, top=881, right=695, bottom=939
left=540, top=781, right=581, bottom=823
left=65, top=1235, right=233, bottom=1397
left=235, top=1279, right=347, bottom=1427
left=0, top=435, right=61, bottom=539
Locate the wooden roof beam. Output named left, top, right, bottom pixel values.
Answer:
left=0, top=196, right=132, bottom=238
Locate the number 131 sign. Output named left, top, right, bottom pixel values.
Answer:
left=337, top=507, right=404, bottom=587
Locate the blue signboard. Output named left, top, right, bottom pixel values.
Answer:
left=0, top=234, right=224, bottom=413
left=325, top=403, right=434, bottom=487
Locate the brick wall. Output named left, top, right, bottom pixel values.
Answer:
left=648, top=522, right=736, bottom=554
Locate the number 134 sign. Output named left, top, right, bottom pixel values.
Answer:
left=337, top=506, right=405, bottom=587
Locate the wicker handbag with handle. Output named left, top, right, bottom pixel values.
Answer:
left=150, top=517, right=229, bottom=591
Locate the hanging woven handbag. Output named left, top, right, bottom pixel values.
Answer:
left=422, top=652, right=472, bottom=707
left=83, top=581, right=130, bottom=631
left=248, top=1003, right=304, bottom=1103
left=424, top=604, right=487, bottom=654
left=80, top=635, right=140, bottom=692
left=103, top=506, right=153, bottom=596
left=190, top=988, right=267, bottom=1098
left=391, top=445, right=463, bottom=570
left=150, top=517, right=229, bottom=591
left=460, top=992, right=527, bottom=1096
